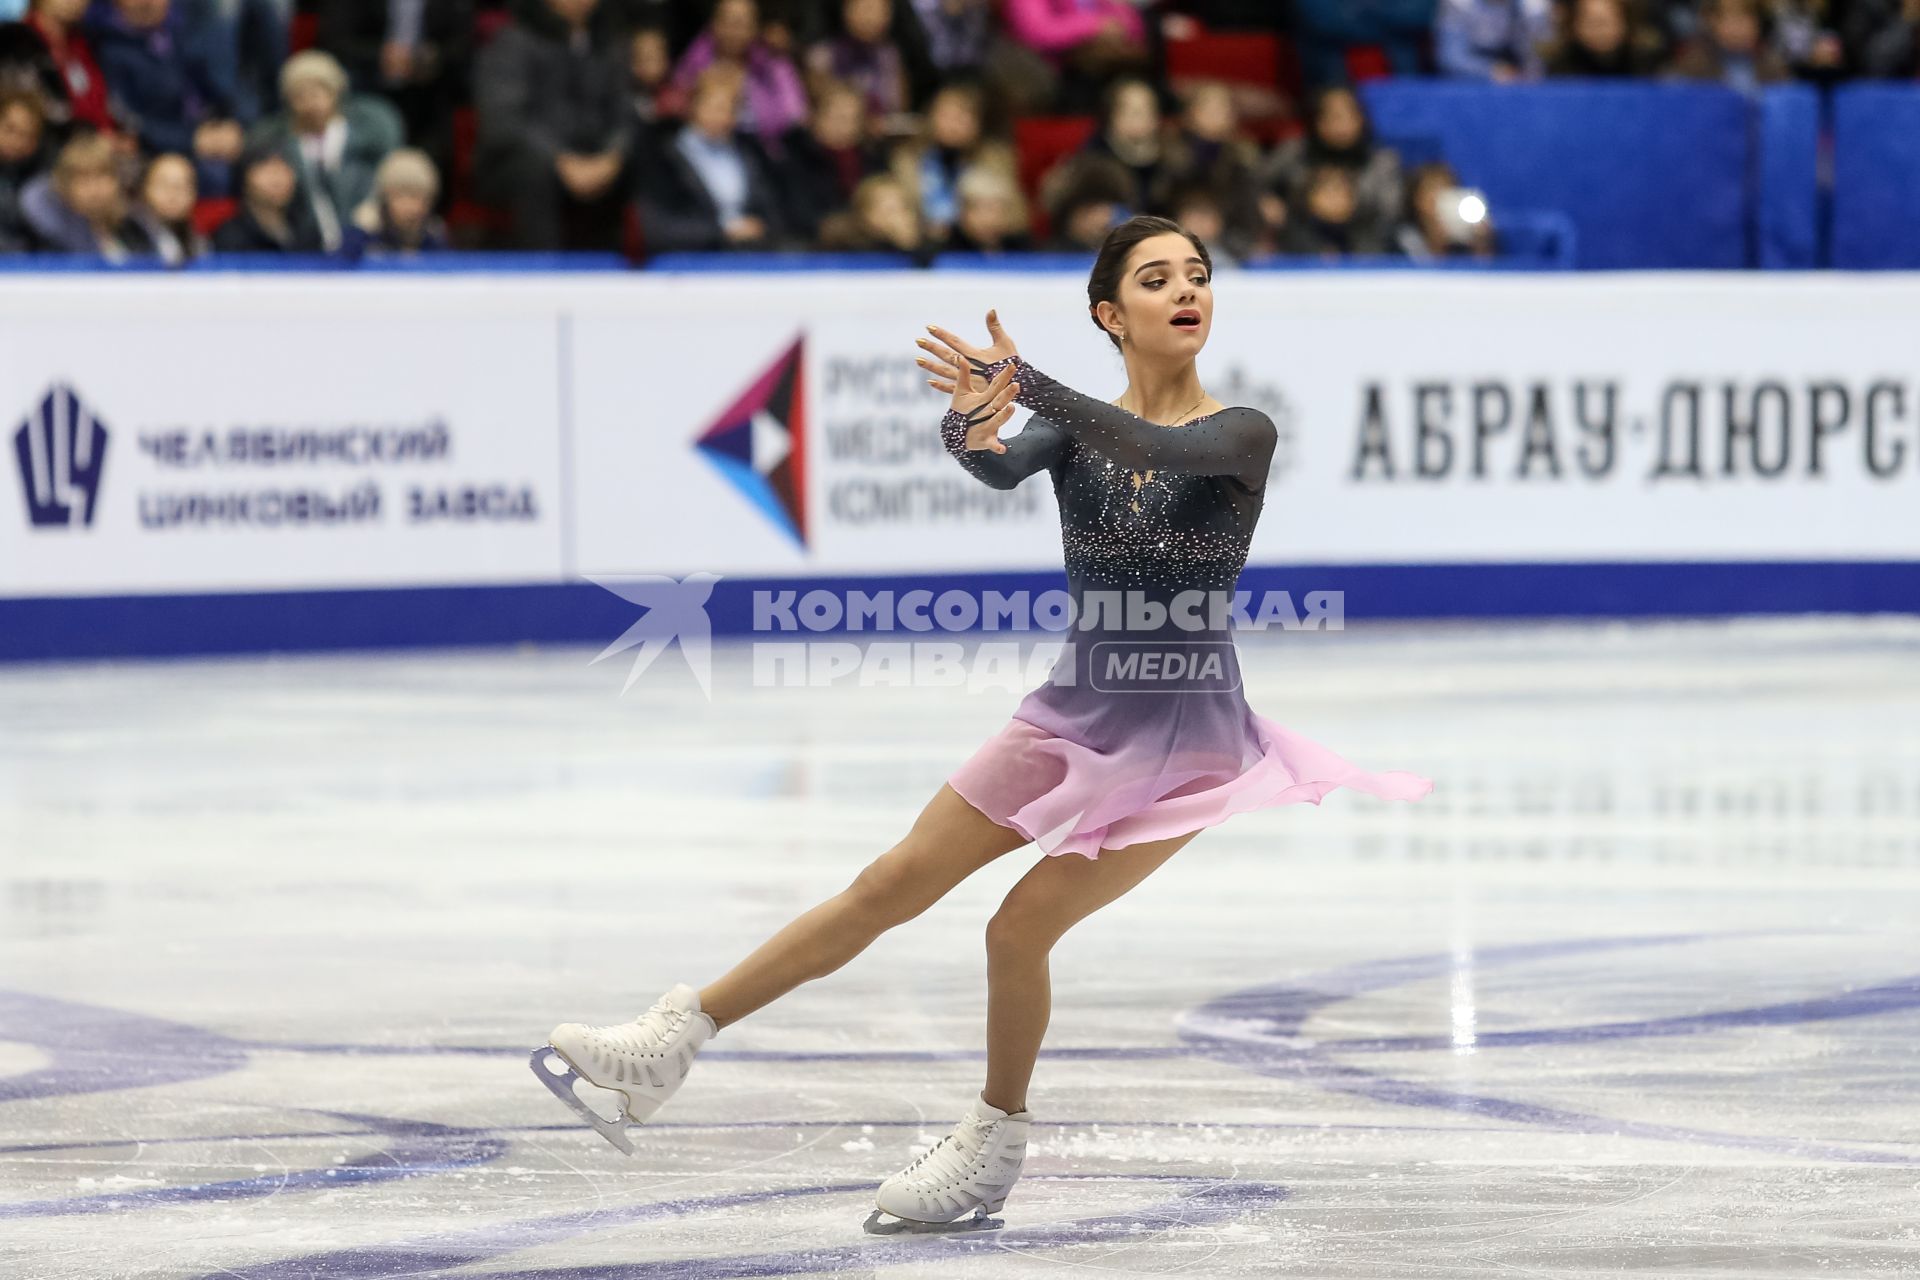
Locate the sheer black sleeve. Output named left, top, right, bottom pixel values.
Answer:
left=975, top=355, right=1276, bottom=490
left=939, top=402, right=1069, bottom=491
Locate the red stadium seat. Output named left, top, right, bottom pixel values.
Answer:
left=289, top=11, right=317, bottom=52
left=1013, top=115, right=1097, bottom=243
left=1345, top=44, right=1394, bottom=82
left=622, top=202, right=646, bottom=263
left=192, top=197, right=236, bottom=237
left=474, top=8, right=512, bottom=46
left=1164, top=28, right=1282, bottom=90
left=1014, top=115, right=1096, bottom=203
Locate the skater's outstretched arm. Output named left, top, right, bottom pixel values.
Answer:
left=991, top=358, right=1274, bottom=491
left=930, top=348, right=1063, bottom=491
left=940, top=406, right=1068, bottom=491
left=917, top=312, right=1275, bottom=490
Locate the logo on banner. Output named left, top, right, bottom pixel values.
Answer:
left=13, top=383, right=109, bottom=530
left=693, top=334, right=808, bottom=549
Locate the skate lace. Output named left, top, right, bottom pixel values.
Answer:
left=609, top=995, right=683, bottom=1052
left=901, top=1115, right=995, bottom=1189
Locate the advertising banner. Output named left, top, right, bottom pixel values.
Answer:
left=5, top=273, right=1917, bottom=612
left=0, top=280, right=563, bottom=597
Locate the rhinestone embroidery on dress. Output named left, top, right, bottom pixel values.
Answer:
left=939, top=357, right=1276, bottom=596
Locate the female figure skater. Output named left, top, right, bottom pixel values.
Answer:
left=532, top=215, right=1433, bottom=1228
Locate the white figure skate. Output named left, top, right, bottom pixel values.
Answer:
left=865, top=1093, right=1031, bottom=1232
left=528, top=982, right=717, bottom=1155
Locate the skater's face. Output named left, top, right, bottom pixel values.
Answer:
left=1106, top=231, right=1211, bottom=361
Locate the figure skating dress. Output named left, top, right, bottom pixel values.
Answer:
left=942, top=356, right=1433, bottom=860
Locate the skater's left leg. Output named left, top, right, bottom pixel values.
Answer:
left=980, top=830, right=1200, bottom=1114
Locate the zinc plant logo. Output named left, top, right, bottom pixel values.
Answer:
left=13, top=383, right=109, bottom=530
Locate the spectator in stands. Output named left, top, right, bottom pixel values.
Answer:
left=819, top=169, right=935, bottom=261
left=1769, top=1, right=1845, bottom=77
left=1395, top=159, right=1495, bottom=260
left=1262, top=87, right=1402, bottom=246
left=1844, top=0, right=1918, bottom=76
left=1165, top=183, right=1242, bottom=266
left=90, top=0, right=244, bottom=189
left=1435, top=0, right=1554, bottom=81
left=1157, top=80, right=1262, bottom=260
left=1044, top=161, right=1129, bottom=251
left=18, top=128, right=139, bottom=254
left=889, top=79, right=1014, bottom=241
left=668, top=0, right=807, bottom=153
left=125, top=148, right=205, bottom=261
left=805, top=0, right=907, bottom=130
left=640, top=64, right=786, bottom=253
left=1291, top=0, right=1436, bottom=86
left=1280, top=164, right=1391, bottom=256
left=1545, top=0, right=1666, bottom=76
left=908, top=0, right=986, bottom=71
left=944, top=161, right=1030, bottom=252
left=196, top=0, right=290, bottom=125
left=1041, top=77, right=1166, bottom=226
left=249, top=50, right=401, bottom=251
left=211, top=139, right=319, bottom=248
left=617, top=0, right=699, bottom=53
left=1644, top=0, right=1697, bottom=46
left=777, top=76, right=881, bottom=243
left=1669, top=0, right=1790, bottom=90
left=908, top=0, right=1055, bottom=114
left=343, top=145, right=445, bottom=254
left=1003, top=0, right=1147, bottom=109
left=314, top=0, right=471, bottom=183
left=0, top=86, right=47, bottom=249
left=628, top=22, right=670, bottom=129
left=473, top=0, right=633, bottom=251
left=0, top=0, right=123, bottom=140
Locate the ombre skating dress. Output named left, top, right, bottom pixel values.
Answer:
left=942, top=356, right=1433, bottom=861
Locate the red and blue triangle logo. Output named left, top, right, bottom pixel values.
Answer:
left=693, top=334, right=807, bottom=549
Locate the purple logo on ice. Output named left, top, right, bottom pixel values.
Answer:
left=13, top=383, right=109, bottom=529
left=588, top=572, right=722, bottom=698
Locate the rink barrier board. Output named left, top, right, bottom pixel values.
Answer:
left=9, top=272, right=1920, bottom=650
left=2, top=561, right=1918, bottom=662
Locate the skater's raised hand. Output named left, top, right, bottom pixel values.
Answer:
left=917, top=308, right=1019, bottom=388
left=936, top=359, right=1021, bottom=455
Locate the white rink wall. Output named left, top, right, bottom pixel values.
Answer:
left=3, top=272, right=1917, bottom=655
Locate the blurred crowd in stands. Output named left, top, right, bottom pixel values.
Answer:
left=0, top=0, right=1914, bottom=263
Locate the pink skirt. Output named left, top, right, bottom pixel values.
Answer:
left=948, top=713, right=1434, bottom=861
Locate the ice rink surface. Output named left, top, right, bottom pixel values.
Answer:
left=3, top=616, right=1919, bottom=1278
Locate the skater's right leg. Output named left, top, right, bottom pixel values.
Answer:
left=698, top=785, right=1027, bottom=1031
